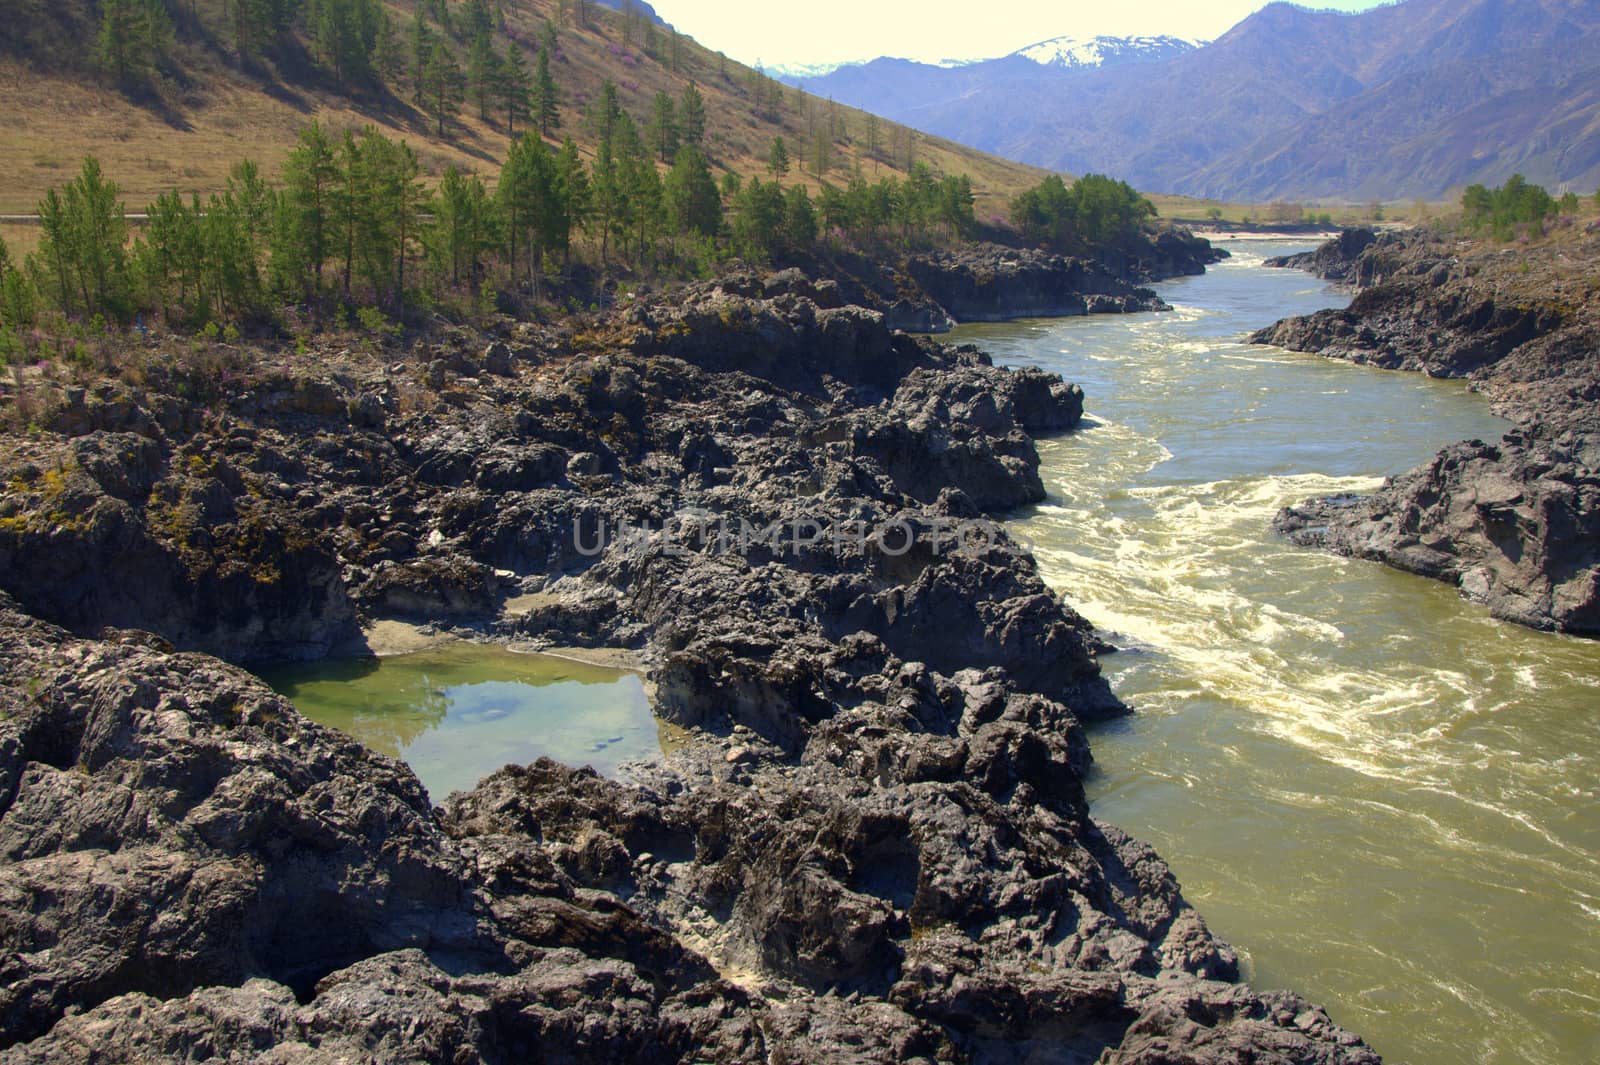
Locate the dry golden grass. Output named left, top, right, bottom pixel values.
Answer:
left=1147, top=191, right=1455, bottom=226
left=0, top=222, right=41, bottom=259
left=0, top=0, right=1051, bottom=220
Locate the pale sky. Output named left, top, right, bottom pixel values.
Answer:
left=647, top=0, right=1391, bottom=69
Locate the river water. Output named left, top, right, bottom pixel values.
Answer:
left=954, top=242, right=1600, bottom=1065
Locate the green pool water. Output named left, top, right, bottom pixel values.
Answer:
left=261, top=643, right=665, bottom=800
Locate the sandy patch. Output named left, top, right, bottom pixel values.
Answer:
left=362, top=619, right=459, bottom=656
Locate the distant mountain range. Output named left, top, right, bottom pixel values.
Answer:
left=795, top=0, right=1600, bottom=201
left=773, top=33, right=1194, bottom=85
left=1012, top=34, right=1201, bottom=71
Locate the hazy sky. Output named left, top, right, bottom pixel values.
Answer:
left=647, top=0, right=1391, bottom=68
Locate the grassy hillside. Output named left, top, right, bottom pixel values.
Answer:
left=0, top=0, right=1048, bottom=217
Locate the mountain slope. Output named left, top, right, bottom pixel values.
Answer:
left=0, top=0, right=1048, bottom=215
left=801, top=0, right=1600, bottom=200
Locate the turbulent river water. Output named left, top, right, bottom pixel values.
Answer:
left=953, top=241, right=1600, bottom=1065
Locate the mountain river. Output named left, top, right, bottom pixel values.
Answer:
left=953, top=240, right=1600, bottom=1065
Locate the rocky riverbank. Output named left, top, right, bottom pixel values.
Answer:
left=777, top=230, right=1226, bottom=333
left=1255, top=227, right=1600, bottom=635
left=0, top=255, right=1376, bottom=1062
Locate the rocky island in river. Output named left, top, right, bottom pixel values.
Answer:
left=1255, top=226, right=1600, bottom=635
left=0, top=243, right=1379, bottom=1062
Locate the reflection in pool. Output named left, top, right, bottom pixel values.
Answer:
left=260, top=643, right=670, bottom=800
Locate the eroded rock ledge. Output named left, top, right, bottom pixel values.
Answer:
left=1255, top=228, right=1600, bottom=635
left=0, top=267, right=1374, bottom=1062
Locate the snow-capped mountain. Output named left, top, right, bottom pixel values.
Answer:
left=1012, top=34, right=1202, bottom=70
left=770, top=56, right=982, bottom=83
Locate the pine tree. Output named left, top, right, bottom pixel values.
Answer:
left=430, top=166, right=496, bottom=286
left=468, top=31, right=498, bottom=121
left=532, top=46, right=561, bottom=137
left=499, top=132, right=565, bottom=291
left=461, top=0, right=493, bottom=41
left=586, top=79, right=621, bottom=144
left=499, top=44, right=532, bottom=135
left=95, top=0, right=144, bottom=82
left=540, top=18, right=558, bottom=58
left=35, top=157, right=130, bottom=319
left=556, top=138, right=590, bottom=259
left=134, top=190, right=201, bottom=321
left=768, top=136, right=789, bottom=180
left=864, top=112, right=882, bottom=168
left=410, top=12, right=434, bottom=103
left=588, top=136, right=621, bottom=265
left=648, top=90, right=678, bottom=164
left=679, top=82, right=706, bottom=150
left=615, top=114, right=662, bottom=261
left=141, top=0, right=174, bottom=63
left=273, top=123, right=340, bottom=301
left=372, top=12, right=404, bottom=83
left=423, top=42, right=465, bottom=136
left=808, top=125, right=832, bottom=179
left=665, top=144, right=721, bottom=239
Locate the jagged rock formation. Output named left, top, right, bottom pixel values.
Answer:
left=1257, top=228, right=1600, bottom=635
left=778, top=236, right=1224, bottom=334
left=0, top=262, right=1378, bottom=1061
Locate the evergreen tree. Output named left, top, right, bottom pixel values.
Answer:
left=429, top=166, right=497, bottom=286
left=729, top=176, right=784, bottom=259
left=142, top=0, right=175, bottom=64
left=648, top=90, right=678, bottom=163
left=33, top=157, right=130, bottom=320
left=864, top=112, right=882, bottom=166
left=0, top=234, right=36, bottom=328
left=311, top=0, right=383, bottom=88
left=586, top=79, right=622, bottom=144
left=372, top=12, right=404, bottom=82
left=95, top=0, right=145, bottom=82
left=613, top=113, right=661, bottom=261
left=556, top=138, right=590, bottom=259
left=664, top=144, right=720, bottom=239
left=461, top=0, right=494, bottom=41
left=532, top=45, right=561, bottom=136
left=423, top=42, right=465, bottom=136
left=499, top=132, right=565, bottom=291
left=354, top=133, right=426, bottom=314
left=410, top=12, right=434, bottom=103
left=808, top=125, right=832, bottom=179
left=782, top=184, right=817, bottom=248
left=331, top=131, right=360, bottom=297
left=273, top=122, right=339, bottom=300
left=200, top=187, right=263, bottom=322
left=540, top=19, right=559, bottom=58
left=768, top=136, right=789, bottom=180
left=468, top=31, right=499, bottom=121
left=679, top=82, right=706, bottom=150
left=136, top=190, right=204, bottom=321
left=588, top=136, right=622, bottom=265
left=499, top=44, right=532, bottom=134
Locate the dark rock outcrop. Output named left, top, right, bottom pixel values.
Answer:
left=1264, top=228, right=1380, bottom=285
left=1257, top=228, right=1600, bottom=635
left=768, top=236, right=1224, bottom=333
left=902, top=248, right=1173, bottom=323
left=0, top=277, right=1377, bottom=1061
